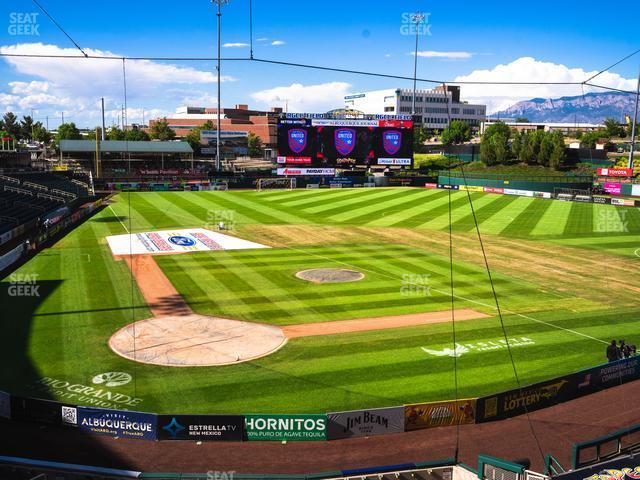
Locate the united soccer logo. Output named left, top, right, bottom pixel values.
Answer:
left=168, top=235, right=196, bottom=247
left=334, top=128, right=356, bottom=156
left=383, top=130, right=402, bottom=155
left=288, top=129, right=307, bottom=154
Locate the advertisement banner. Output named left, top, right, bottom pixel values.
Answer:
left=438, top=184, right=459, bottom=190
left=405, top=399, right=476, bottom=431
left=459, top=185, right=484, bottom=192
left=632, top=184, right=640, bottom=197
left=533, top=191, right=552, bottom=199
left=604, top=183, right=622, bottom=195
left=573, top=358, right=640, bottom=397
left=483, top=187, right=504, bottom=194
left=0, top=391, right=10, bottom=419
left=597, top=168, right=634, bottom=177
left=593, top=196, right=611, bottom=205
left=244, top=414, right=326, bottom=441
left=424, top=183, right=438, bottom=189
left=277, top=168, right=335, bottom=176
left=10, top=396, right=76, bottom=426
left=377, top=158, right=412, bottom=166
left=157, top=415, right=244, bottom=441
left=476, top=375, right=578, bottom=422
left=504, top=188, right=534, bottom=197
left=327, top=406, right=404, bottom=440
left=611, top=198, right=636, bottom=207
left=78, top=408, right=157, bottom=440
left=276, top=156, right=312, bottom=164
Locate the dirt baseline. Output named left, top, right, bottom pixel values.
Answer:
left=111, top=254, right=490, bottom=367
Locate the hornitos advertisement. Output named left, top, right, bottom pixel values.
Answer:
left=405, top=399, right=476, bottom=431
left=244, top=414, right=326, bottom=441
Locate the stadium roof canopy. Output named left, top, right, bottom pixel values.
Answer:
left=59, top=140, right=193, bottom=154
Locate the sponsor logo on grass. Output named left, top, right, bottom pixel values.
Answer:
left=421, top=337, right=534, bottom=358
left=92, top=372, right=132, bottom=387
left=245, top=414, right=326, bottom=441
left=31, top=377, right=143, bottom=409
left=168, top=235, right=196, bottom=247
left=7, top=273, right=40, bottom=297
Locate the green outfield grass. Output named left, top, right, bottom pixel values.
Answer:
left=2, top=188, right=639, bottom=414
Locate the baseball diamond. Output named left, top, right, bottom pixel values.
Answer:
left=2, top=187, right=640, bottom=415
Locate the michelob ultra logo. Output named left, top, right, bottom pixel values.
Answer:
left=245, top=414, right=326, bottom=441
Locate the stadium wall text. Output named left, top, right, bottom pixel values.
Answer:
left=1, top=357, right=637, bottom=442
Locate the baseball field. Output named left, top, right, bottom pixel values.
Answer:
left=2, top=187, right=639, bottom=414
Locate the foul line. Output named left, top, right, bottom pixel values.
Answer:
left=108, top=205, right=130, bottom=234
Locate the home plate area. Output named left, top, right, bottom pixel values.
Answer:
left=106, top=228, right=268, bottom=256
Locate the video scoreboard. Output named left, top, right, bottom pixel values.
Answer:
left=277, top=114, right=414, bottom=169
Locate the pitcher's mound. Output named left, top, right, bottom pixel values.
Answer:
left=295, top=268, right=364, bottom=283
left=109, top=314, right=287, bottom=367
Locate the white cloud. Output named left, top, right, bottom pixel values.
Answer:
left=453, top=57, right=637, bottom=113
left=271, top=40, right=285, bottom=46
left=414, top=51, right=473, bottom=59
left=256, top=37, right=269, bottom=42
left=251, top=82, right=352, bottom=113
left=0, top=43, right=234, bottom=125
left=223, top=42, right=249, bottom=48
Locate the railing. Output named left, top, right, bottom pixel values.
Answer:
left=0, top=174, right=19, bottom=184
left=4, top=185, right=33, bottom=196
left=15, top=200, right=46, bottom=212
left=23, top=181, right=49, bottom=192
left=572, top=423, right=640, bottom=469
left=37, top=192, right=65, bottom=203
left=51, top=188, right=77, bottom=199
left=544, top=455, right=565, bottom=477
left=0, top=455, right=140, bottom=480
left=438, top=171, right=594, bottom=184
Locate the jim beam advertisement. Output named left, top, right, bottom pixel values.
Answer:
left=477, top=376, right=576, bottom=422
left=405, top=399, right=476, bottom=431
left=244, top=414, right=326, bottom=441
left=327, top=406, right=404, bottom=440
left=157, top=414, right=244, bottom=441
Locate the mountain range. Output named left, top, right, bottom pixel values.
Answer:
left=493, top=92, right=637, bottom=124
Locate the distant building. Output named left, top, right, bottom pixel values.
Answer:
left=344, top=86, right=487, bottom=130
left=481, top=119, right=604, bottom=135
left=149, top=104, right=282, bottom=148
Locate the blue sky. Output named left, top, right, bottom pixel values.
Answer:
left=1, top=0, right=638, bottom=127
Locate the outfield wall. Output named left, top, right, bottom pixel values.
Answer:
left=1, top=357, right=638, bottom=443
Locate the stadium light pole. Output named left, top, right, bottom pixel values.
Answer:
left=628, top=65, right=640, bottom=170
left=212, top=0, right=230, bottom=172
left=411, top=12, right=425, bottom=117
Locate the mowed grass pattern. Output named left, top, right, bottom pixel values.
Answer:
left=2, top=188, right=639, bottom=414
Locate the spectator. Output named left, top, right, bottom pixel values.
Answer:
left=606, top=340, right=620, bottom=363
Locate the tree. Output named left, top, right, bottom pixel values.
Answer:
left=56, top=122, right=81, bottom=141
left=125, top=128, right=150, bottom=141
left=149, top=118, right=176, bottom=141
left=247, top=132, right=263, bottom=157
left=20, top=115, right=35, bottom=141
left=511, top=130, right=523, bottom=158
left=580, top=129, right=609, bottom=149
left=603, top=118, right=625, bottom=138
left=441, top=120, right=471, bottom=146
left=549, top=132, right=566, bottom=170
left=480, top=121, right=511, bottom=165
left=107, top=126, right=126, bottom=140
left=32, top=125, right=51, bottom=144
left=538, top=134, right=554, bottom=166
left=2, top=112, right=19, bottom=139
left=413, top=127, right=430, bottom=150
